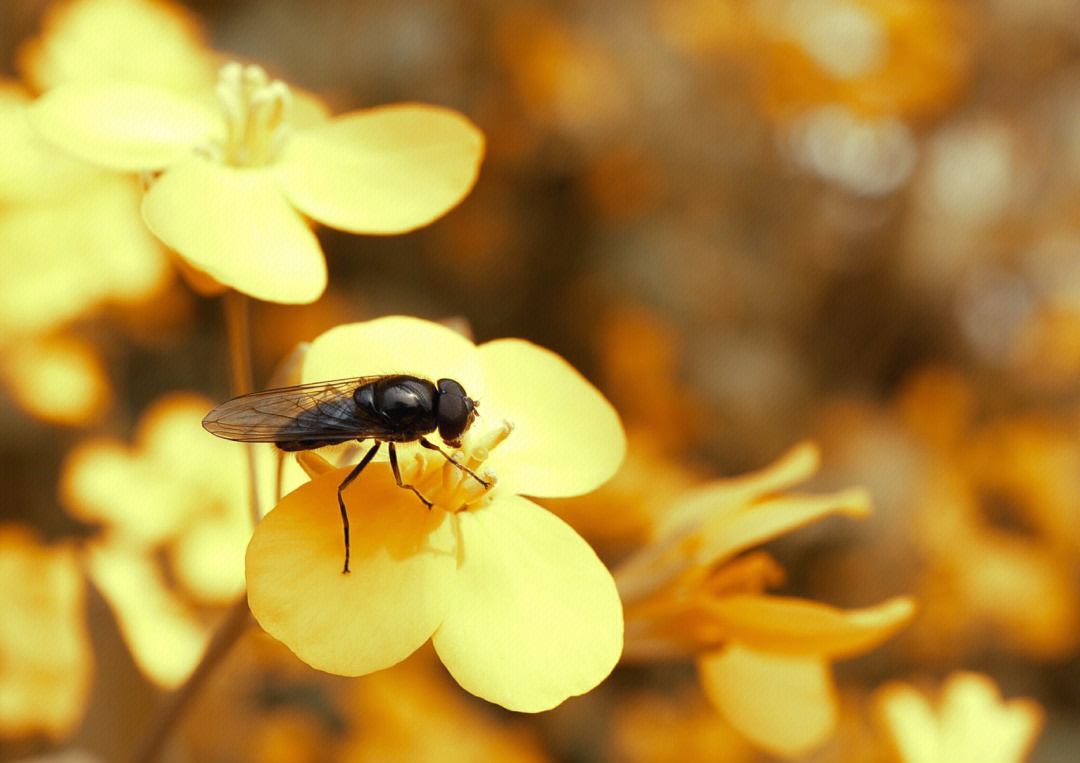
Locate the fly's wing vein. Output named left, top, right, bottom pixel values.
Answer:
left=203, top=377, right=381, bottom=442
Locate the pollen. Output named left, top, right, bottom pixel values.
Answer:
left=205, top=62, right=292, bottom=167
left=403, top=419, right=515, bottom=512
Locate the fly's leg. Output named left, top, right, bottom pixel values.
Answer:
left=418, top=437, right=490, bottom=488
left=337, top=441, right=381, bottom=573
left=388, top=443, right=433, bottom=509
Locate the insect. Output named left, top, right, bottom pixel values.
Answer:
left=203, top=375, right=488, bottom=573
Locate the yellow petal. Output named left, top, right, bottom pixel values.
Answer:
left=0, top=333, right=111, bottom=426
left=142, top=157, right=326, bottom=303
left=276, top=104, right=484, bottom=234
left=169, top=510, right=248, bottom=605
left=692, top=487, right=871, bottom=568
left=653, top=442, right=822, bottom=541
left=303, top=317, right=485, bottom=396
left=937, top=673, right=1044, bottom=763
left=875, top=673, right=1045, bottom=763
left=29, top=81, right=218, bottom=171
left=699, top=643, right=837, bottom=758
left=0, top=176, right=170, bottom=337
left=0, top=87, right=107, bottom=203
left=875, top=682, right=942, bottom=763
left=87, top=540, right=211, bottom=689
left=17, top=0, right=218, bottom=92
left=246, top=464, right=458, bottom=676
left=705, top=595, right=916, bottom=657
left=477, top=339, right=626, bottom=497
left=0, top=526, right=92, bottom=740
left=432, top=495, right=623, bottom=712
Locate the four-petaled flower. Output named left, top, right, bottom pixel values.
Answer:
left=245, top=316, right=627, bottom=712
left=29, top=63, right=485, bottom=304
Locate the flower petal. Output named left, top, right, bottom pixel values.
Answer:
left=29, top=81, right=218, bottom=171
left=246, top=463, right=457, bottom=676
left=0, top=175, right=170, bottom=338
left=0, top=88, right=107, bottom=203
left=275, top=104, right=484, bottom=234
left=703, top=594, right=917, bottom=657
left=303, top=317, right=485, bottom=396
left=142, top=156, right=326, bottom=303
left=478, top=339, right=626, bottom=497
left=16, top=0, right=218, bottom=92
left=875, top=682, right=941, bottom=763
left=432, top=495, right=623, bottom=712
left=692, top=487, right=871, bottom=569
left=699, top=643, right=838, bottom=758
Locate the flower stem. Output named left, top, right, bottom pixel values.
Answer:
left=131, top=598, right=251, bottom=763
left=223, top=290, right=262, bottom=527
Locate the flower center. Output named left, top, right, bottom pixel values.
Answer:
left=207, top=62, right=292, bottom=167
left=399, top=419, right=514, bottom=513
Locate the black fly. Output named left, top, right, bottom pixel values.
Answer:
left=203, top=375, right=488, bottom=573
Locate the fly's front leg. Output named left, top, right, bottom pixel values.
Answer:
left=337, top=441, right=381, bottom=573
left=388, top=443, right=433, bottom=509
left=418, top=437, right=490, bottom=488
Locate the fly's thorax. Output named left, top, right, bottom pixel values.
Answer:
left=401, top=418, right=515, bottom=513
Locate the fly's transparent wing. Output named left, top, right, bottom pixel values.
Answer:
left=202, top=377, right=384, bottom=443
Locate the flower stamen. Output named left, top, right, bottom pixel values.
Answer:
left=210, top=62, right=292, bottom=167
left=397, top=418, right=514, bottom=512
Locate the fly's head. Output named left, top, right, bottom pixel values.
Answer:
left=435, top=378, right=478, bottom=447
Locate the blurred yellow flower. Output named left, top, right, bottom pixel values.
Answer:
left=0, top=333, right=111, bottom=426
left=245, top=316, right=626, bottom=712
left=0, top=84, right=171, bottom=341
left=614, top=443, right=916, bottom=758
left=875, top=672, right=1043, bottom=763
left=17, top=0, right=219, bottom=93
left=29, top=63, right=485, bottom=304
left=0, top=0, right=214, bottom=420
left=820, top=368, right=1080, bottom=661
left=0, top=525, right=92, bottom=741
left=60, top=393, right=252, bottom=687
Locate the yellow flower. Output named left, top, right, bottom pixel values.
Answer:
left=0, top=333, right=111, bottom=426
left=614, top=443, right=916, bottom=758
left=61, top=393, right=252, bottom=687
left=875, top=672, right=1044, bottom=763
left=29, top=64, right=485, bottom=304
left=0, top=84, right=171, bottom=342
left=0, top=525, right=93, bottom=741
left=17, top=0, right=219, bottom=93
left=245, top=316, right=626, bottom=712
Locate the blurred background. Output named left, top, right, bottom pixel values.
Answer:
left=1, top=0, right=1079, bottom=760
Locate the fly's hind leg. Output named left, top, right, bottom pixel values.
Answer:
left=418, top=437, right=490, bottom=488
left=388, top=443, right=433, bottom=509
left=337, top=441, right=381, bottom=573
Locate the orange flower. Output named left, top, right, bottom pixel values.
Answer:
left=614, top=443, right=915, bottom=757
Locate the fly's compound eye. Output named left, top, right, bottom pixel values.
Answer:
left=437, top=378, right=467, bottom=398
left=436, top=390, right=475, bottom=445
